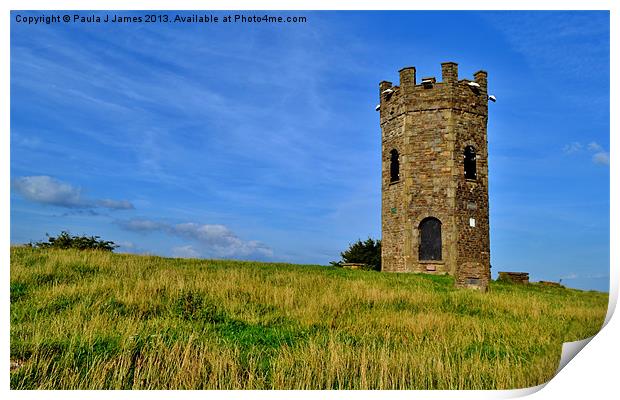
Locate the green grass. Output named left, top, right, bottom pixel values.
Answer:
left=10, top=246, right=608, bottom=389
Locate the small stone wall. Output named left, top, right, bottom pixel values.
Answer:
left=538, top=281, right=565, bottom=288
left=497, top=271, right=529, bottom=284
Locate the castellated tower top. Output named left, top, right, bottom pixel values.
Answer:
left=380, top=61, right=487, bottom=94
left=378, top=62, right=489, bottom=124
left=379, top=61, right=491, bottom=291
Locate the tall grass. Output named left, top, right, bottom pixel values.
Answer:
left=10, top=247, right=608, bottom=389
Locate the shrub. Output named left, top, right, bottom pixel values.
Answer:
left=334, top=238, right=381, bottom=271
left=29, top=231, right=118, bottom=252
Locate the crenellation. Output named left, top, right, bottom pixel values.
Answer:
left=379, top=80, right=393, bottom=95
left=399, top=66, right=416, bottom=87
left=441, top=62, right=458, bottom=85
left=474, top=70, right=488, bottom=91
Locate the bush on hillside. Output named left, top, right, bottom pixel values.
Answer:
left=28, top=231, right=118, bottom=252
left=332, top=238, right=381, bottom=271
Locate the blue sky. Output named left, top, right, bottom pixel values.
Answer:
left=10, top=11, right=609, bottom=291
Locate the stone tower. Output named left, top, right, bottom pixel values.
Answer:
left=379, top=62, right=491, bottom=290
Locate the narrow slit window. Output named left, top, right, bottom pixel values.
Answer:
left=390, top=149, right=400, bottom=182
left=464, top=146, right=477, bottom=180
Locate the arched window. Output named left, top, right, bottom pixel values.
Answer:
left=390, top=149, right=400, bottom=182
left=464, top=146, right=477, bottom=180
left=419, top=217, right=442, bottom=261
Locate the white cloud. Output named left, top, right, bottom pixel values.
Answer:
left=587, top=142, right=603, bottom=152
left=172, top=222, right=274, bottom=258
left=587, top=142, right=610, bottom=166
left=118, top=219, right=164, bottom=232
left=12, top=175, right=135, bottom=210
left=118, top=218, right=273, bottom=259
left=562, top=141, right=609, bottom=166
left=592, top=151, right=610, bottom=166
left=172, top=245, right=200, bottom=259
left=12, top=175, right=83, bottom=208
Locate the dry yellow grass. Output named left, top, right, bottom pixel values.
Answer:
left=10, top=247, right=608, bottom=389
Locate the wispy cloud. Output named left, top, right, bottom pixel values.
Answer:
left=116, top=240, right=136, bottom=249
left=560, top=272, right=609, bottom=280
left=588, top=142, right=610, bottom=165
left=114, top=240, right=154, bottom=256
left=562, top=141, right=609, bottom=166
left=172, top=245, right=200, bottom=259
left=12, top=175, right=134, bottom=210
left=563, top=142, right=583, bottom=154
left=118, top=218, right=273, bottom=259
left=485, top=11, right=609, bottom=77
left=11, top=17, right=372, bottom=195
left=117, top=218, right=164, bottom=231
left=587, top=142, right=603, bottom=152
left=97, top=199, right=134, bottom=209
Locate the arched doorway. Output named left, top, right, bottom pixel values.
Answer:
left=419, top=217, right=442, bottom=261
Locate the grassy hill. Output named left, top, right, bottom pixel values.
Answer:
left=10, top=246, right=608, bottom=389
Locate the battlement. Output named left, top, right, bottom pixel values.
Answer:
left=379, top=62, right=489, bottom=121
left=380, top=62, right=487, bottom=94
